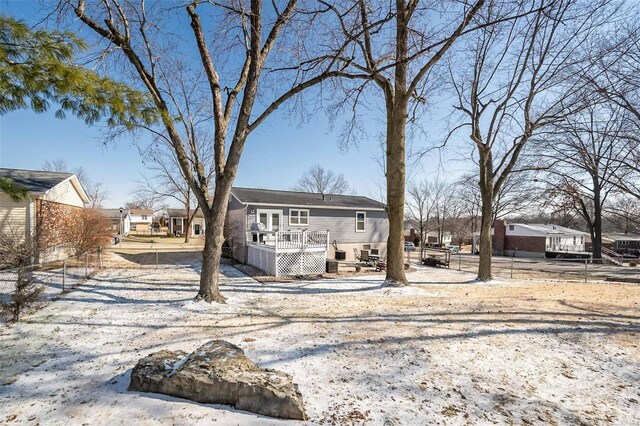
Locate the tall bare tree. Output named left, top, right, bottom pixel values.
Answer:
left=60, top=0, right=364, bottom=302
left=293, top=164, right=351, bottom=195
left=321, top=0, right=495, bottom=286
left=538, top=104, right=635, bottom=258
left=448, top=0, right=610, bottom=279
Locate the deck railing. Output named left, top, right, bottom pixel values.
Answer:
left=245, top=230, right=329, bottom=276
left=246, top=230, right=329, bottom=251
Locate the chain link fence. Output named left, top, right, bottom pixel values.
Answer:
left=0, top=248, right=103, bottom=321
left=444, top=252, right=640, bottom=283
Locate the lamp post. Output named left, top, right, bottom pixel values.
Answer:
left=119, top=207, right=123, bottom=248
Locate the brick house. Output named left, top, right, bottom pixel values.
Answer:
left=472, top=220, right=588, bottom=258
left=167, top=208, right=206, bottom=237
left=0, top=168, right=89, bottom=260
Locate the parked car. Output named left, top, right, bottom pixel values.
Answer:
left=404, top=242, right=416, bottom=251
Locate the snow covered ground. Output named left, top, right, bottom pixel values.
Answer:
left=1, top=263, right=638, bottom=425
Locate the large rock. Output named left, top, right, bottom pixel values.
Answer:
left=128, top=340, right=306, bottom=420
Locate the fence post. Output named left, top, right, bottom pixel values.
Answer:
left=156, top=249, right=159, bottom=269
left=510, top=257, right=514, bottom=278
left=98, top=247, right=102, bottom=269
left=63, top=259, right=66, bottom=292
left=584, top=258, right=588, bottom=283
left=458, top=252, right=461, bottom=271
left=85, top=252, right=89, bottom=278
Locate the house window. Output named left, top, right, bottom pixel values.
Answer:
left=355, top=211, right=366, bottom=232
left=509, top=225, right=514, bottom=231
left=289, top=209, right=309, bottom=226
left=573, top=236, right=576, bottom=245
left=619, top=240, right=629, bottom=246
left=142, top=215, right=148, bottom=220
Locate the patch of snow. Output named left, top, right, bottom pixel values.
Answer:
left=1, top=262, right=638, bottom=425
left=165, top=355, right=190, bottom=378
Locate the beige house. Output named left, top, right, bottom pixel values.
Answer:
left=129, top=208, right=153, bottom=233
left=167, top=208, right=206, bottom=237
left=0, top=168, right=89, bottom=259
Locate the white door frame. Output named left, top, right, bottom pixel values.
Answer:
left=256, top=209, right=283, bottom=231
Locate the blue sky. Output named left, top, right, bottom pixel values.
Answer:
left=0, top=1, right=465, bottom=207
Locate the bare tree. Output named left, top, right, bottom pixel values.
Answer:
left=42, top=157, right=87, bottom=185
left=136, top=142, right=213, bottom=243
left=124, top=197, right=156, bottom=211
left=538, top=104, right=635, bottom=258
left=406, top=180, right=434, bottom=259
left=321, top=0, right=493, bottom=286
left=448, top=0, right=609, bottom=279
left=586, top=17, right=640, bottom=200
left=84, top=181, right=110, bottom=208
left=42, top=157, right=109, bottom=207
left=60, top=0, right=361, bottom=302
left=293, top=164, right=351, bottom=195
left=604, top=195, right=640, bottom=235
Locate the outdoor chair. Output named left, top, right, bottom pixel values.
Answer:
left=360, top=250, right=372, bottom=266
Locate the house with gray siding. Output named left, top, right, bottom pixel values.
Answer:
left=228, top=187, right=388, bottom=265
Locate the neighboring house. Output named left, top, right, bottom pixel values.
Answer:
left=605, top=233, right=640, bottom=257
left=98, top=208, right=131, bottom=236
left=228, top=187, right=389, bottom=264
left=129, top=209, right=153, bottom=233
left=0, top=168, right=89, bottom=260
left=472, top=220, right=588, bottom=258
left=403, top=227, right=452, bottom=246
left=167, top=208, right=206, bottom=237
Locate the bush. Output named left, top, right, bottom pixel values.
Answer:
left=0, top=227, right=35, bottom=269
left=67, top=209, right=113, bottom=255
left=1, top=268, right=44, bottom=322
left=629, top=261, right=637, bottom=267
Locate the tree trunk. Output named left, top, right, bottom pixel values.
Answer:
left=383, top=0, right=410, bottom=287
left=184, top=205, right=191, bottom=244
left=196, top=189, right=233, bottom=304
left=384, top=107, right=409, bottom=286
left=592, top=184, right=603, bottom=259
left=477, top=150, right=494, bottom=281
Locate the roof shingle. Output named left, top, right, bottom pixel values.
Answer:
left=0, top=168, right=72, bottom=193
left=231, top=187, right=385, bottom=210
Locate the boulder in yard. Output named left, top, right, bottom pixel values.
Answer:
left=128, top=340, right=306, bottom=420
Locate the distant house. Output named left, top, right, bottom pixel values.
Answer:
left=605, top=233, right=640, bottom=257
left=0, top=168, right=89, bottom=259
left=472, top=220, right=588, bottom=258
left=404, top=226, right=452, bottom=247
left=228, top=187, right=388, bottom=266
left=129, top=209, right=153, bottom=233
left=167, top=208, right=206, bottom=237
left=98, top=208, right=131, bottom=236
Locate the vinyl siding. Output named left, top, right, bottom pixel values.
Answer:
left=0, top=193, right=30, bottom=239
left=245, top=205, right=388, bottom=244
left=130, top=215, right=153, bottom=224
left=41, top=179, right=85, bottom=207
